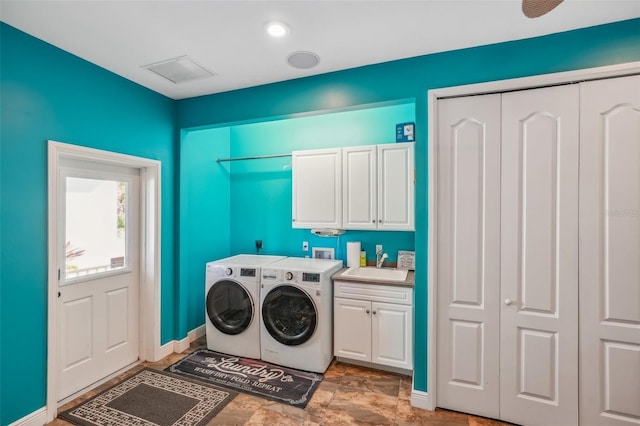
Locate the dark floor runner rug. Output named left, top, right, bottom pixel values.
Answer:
left=59, top=368, right=237, bottom=426
left=166, top=349, right=323, bottom=408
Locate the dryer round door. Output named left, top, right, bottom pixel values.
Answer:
left=262, top=285, right=317, bottom=346
left=206, top=280, right=254, bottom=335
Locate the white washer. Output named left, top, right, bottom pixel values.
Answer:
left=260, top=257, right=343, bottom=373
left=205, top=254, right=286, bottom=359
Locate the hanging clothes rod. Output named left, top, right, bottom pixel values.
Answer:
left=215, top=153, right=292, bottom=163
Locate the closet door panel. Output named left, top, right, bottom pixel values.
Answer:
left=500, top=85, right=579, bottom=426
left=579, top=75, right=640, bottom=426
left=436, top=94, right=501, bottom=418
left=519, top=114, right=558, bottom=314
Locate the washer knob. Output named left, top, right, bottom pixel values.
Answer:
left=285, top=272, right=294, bottom=280
left=225, top=268, right=233, bottom=276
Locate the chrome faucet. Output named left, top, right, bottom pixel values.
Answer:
left=376, top=246, right=388, bottom=268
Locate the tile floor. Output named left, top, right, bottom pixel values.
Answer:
left=50, top=337, right=514, bottom=425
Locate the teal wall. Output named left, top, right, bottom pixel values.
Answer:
left=179, top=127, right=231, bottom=336
left=0, top=23, right=177, bottom=424
left=177, top=18, right=640, bottom=394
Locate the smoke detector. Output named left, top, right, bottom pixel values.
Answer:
left=142, top=56, right=216, bottom=84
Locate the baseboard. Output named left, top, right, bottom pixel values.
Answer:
left=158, top=324, right=206, bottom=359
left=173, top=335, right=191, bottom=353
left=410, top=389, right=434, bottom=411
left=8, top=407, right=47, bottom=426
left=158, top=340, right=175, bottom=359
left=188, top=324, right=206, bottom=341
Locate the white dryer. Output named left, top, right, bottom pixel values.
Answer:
left=260, top=257, right=343, bottom=373
left=205, top=254, right=285, bottom=359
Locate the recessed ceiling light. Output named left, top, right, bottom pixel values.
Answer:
left=287, top=51, right=320, bottom=69
left=265, top=21, right=289, bottom=38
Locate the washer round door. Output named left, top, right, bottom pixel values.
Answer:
left=206, top=280, right=254, bottom=335
left=262, top=285, right=317, bottom=346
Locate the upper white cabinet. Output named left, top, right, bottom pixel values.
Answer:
left=377, top=143, right=414, bottom=230
left=292, top=148, right=342, bottom=229
left=342, top=146, right=377, bottom=229
left=293, top=143, right=414, bottom=230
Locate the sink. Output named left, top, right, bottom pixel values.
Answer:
left=341, top=267, right=408, bottom=282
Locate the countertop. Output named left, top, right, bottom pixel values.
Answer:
left=331, top=267, right=415, bottom=288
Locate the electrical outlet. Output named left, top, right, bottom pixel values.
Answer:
left=302, top=241, right=309, bottom=251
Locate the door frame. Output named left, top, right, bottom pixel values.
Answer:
left=425, top=61, right=640, bottom=411
left=46, top=140, right=162, bottom=422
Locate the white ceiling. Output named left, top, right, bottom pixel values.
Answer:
left=2, top=0, right=639, bottom=100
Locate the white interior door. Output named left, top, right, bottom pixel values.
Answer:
left=58, top=160, right=140, bottom=400
left=579, top=75, right=640, bottom=426
left=436, top=94, right=501, bottom=419
left=500, top=85, right=579, bottom=426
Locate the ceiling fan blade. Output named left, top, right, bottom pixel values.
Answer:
left=522, top=0, right=564, bottom=18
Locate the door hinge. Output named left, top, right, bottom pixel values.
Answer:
left=58, top=269, right=61, bottom=281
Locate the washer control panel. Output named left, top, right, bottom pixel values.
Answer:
left=240, top=268, right=257, bottom=277
left=261, top=268, right=325, bottom=286
left=302, top=272, right=320, bottom=283
left=206, top=263, right=261, bottom=283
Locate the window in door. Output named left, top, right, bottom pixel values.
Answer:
left=62, top=170, right=134, bottom=283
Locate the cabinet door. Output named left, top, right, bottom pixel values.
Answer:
left=579, top=75, right=640, bottom=426
left=334, top=297, right=371, bottom=362
left=342, top=146, right=377, bottom=229
left=377, top=143, right=414, bottom=230
left=292, top=148, right=342, bottom=229
left=372, top=302, right=413, bottom=370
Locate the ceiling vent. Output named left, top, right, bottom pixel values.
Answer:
left=142, top=56, right=216, bottom=84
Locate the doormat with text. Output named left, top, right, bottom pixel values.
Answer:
left=58, top=368, right=236, bottom=426
left=166, top=349, right=323, bottom=408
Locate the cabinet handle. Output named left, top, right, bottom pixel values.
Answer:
left=366, top=309, right=370, bottom=314
left=378, top=220, right=382, bottom=223
left=372, top=311, right=377, bottom=315
left=372, top=220, right=376, bottom=223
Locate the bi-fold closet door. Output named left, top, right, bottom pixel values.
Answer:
left=436, top=75, right=640, bottom=426
left=579, top=76, right=640, bottom=426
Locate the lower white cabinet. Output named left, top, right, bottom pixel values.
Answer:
left=334, top=280, right=413, bottom=371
